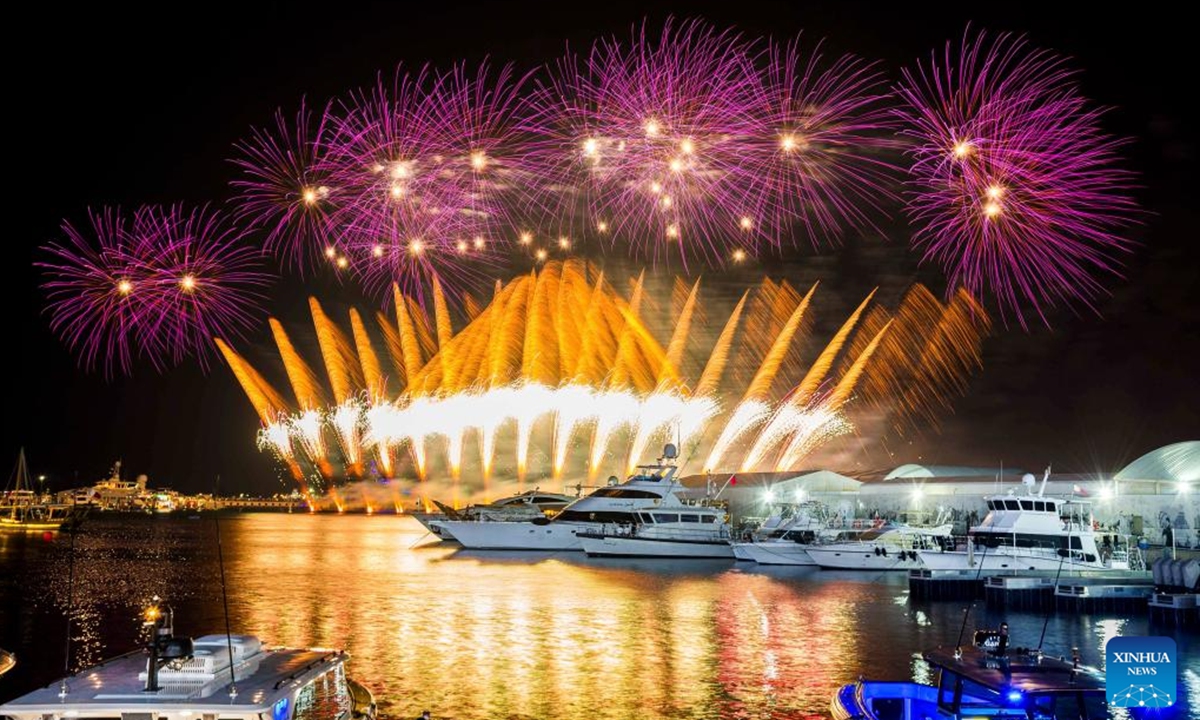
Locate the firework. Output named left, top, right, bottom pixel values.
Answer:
left=742, top=38, right=898, bottom=246
left=40, top=205, right=271, bottom=375
left=527, top=19, right=760, bottom=264
left=40, top=209, right=152, bottom=376
left=526, top=20, right=897, bottom=264
left=895, top=30, right=1137, bottom=327
left=134, top=205, right=273, bottom=368
left=218, top=261, right=991, bottom=503
left=320, top=62, right=532, bottom=299
left=230, top=101, right=335, bottom=272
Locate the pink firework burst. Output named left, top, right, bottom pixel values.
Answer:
left=740, top=38, right=900, bottom=246
left=133, top=205, right=273, bottom=368
left=526, top=19, right=898, bottom=265
left=320, top=62, right=528, bottom=299
left=40, top=209, right=155, bottom=376
left=527, top=19, right=760, bottom=265
left=895, top=30, right=1137, bottom=328
left=230, top=100, right=336, bottom=273
left=39, top=206, right=272, bottom=376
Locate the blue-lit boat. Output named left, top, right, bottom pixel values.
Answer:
left=831, top=637, right=1107, bottom=719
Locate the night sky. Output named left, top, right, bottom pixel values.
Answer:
left=10, top=2, right=1197, bottom=495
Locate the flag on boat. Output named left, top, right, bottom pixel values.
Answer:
left=729, top=475, right=737, bottom=485
left=1072, top=484, right=1090, bottom=496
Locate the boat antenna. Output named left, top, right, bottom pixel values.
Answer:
left=953, top=538, right=990, bottom=657
left=1038, top=465, right=1051, bottom=497
left=1037, top=522, right=1071, bottom=652
left=213, top=474, right=238, bottom=699
left=58, top=485, right=79, bottom=700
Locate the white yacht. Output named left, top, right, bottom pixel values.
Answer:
left=412, top=489, right=577, bottom=541
left=731, top=502, right=834, bottom=565
left=442, top=445, right=693, bottom=551
left=918, top=473, right=1127, bottom=573
left=577, top=503, right=734, bottom=558
left=0, top=601, right=375, bottom=720
left=805, top=523, right=953, bottom=570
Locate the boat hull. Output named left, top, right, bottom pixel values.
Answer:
left=734, top=541, right=816, bottom=566
left=411, top=513, right=457, bottom=540
left=731, top=543, right=755, bottom=561
left=806, top=545, right=923, bottom=570
left=918, top=549, right=1109, bottom=573
left=440, top=520, right=586, bottom=550
left=578, top=533, right=735, bottom=559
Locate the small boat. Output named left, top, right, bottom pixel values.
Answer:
left=0, top=599, right=376, bottom=720
left=831, top=630, right=1107, bottom=719
left=805, top=523, right=952, bottom=570
left=577, top=503, right=734, bottom=558
left=2, top=449, right=75, bottom=531
left=0, top=648, right=14, bottom=677
left=411, top=489, right=576, bottom=541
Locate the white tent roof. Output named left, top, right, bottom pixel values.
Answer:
left=1115, top=441, right=1200, bottom=483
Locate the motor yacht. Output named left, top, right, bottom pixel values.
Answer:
left=442, top=445, right=693, bottom=551
left=576, top=503, right=733, bottom=558
left=918, top=472, right=1127, bottom=573
left=805, top=523, right=952, bottom=570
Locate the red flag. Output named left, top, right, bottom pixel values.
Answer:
left=1072, top=484, right=1090, bottom=497
left=730, top=475, right=737, bottom=485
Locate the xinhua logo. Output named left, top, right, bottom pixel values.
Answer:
left=1106, top=636, right=1177, bottom=708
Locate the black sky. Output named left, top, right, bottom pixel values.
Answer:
left=9, top=1, right=1197, bottom=494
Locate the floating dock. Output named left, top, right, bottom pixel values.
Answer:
left=1148, top=592, right=1199, bottom=625
left=910, top=569, right=1156, bottom=611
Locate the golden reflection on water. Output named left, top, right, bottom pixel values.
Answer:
left=226, top=515, right=884, bottom=719
left=6, top=515, right=1192, bottom=719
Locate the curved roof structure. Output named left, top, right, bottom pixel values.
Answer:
left=1115, top=441, right=1200, bottom=483
left=884, top=464, right=1021, bottom=480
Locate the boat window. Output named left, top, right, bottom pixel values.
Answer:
left=1034, top=501, right=1046, bottom=512
left=591, top=488, right=662, bottom=499
left=292, top=665, right=352, bottom=720
left=1005, top=500, right=1020, bottom=510
left=534, top=496, right=564, bottom=504
left=985, top=500, right=995, bottom=511
left=1032, top=691, right=1106, bottom=719
left=1020, top=500, right=1034, bottom=510
left=558, top=510, right=638, bottom=523
left=1070, top=536, right=1083, bottom=550
left=680, top=514, right=700, bottom=523
left=937, top=671, right=958, bottom=708
left=652, top=513, right=679, bottom=523
left=957, top=679, right=1002, bottom=707
left=701, top=515, right=717, bottom=524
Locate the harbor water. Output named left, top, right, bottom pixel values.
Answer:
left=1, top=514, right=1195, bottom=719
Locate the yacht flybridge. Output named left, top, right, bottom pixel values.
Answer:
left=0, top=600, right=376, bottom=720
left=918, top=470, right=1128, bottom=573
left=576, top=501, right=733, bottom=558
left=443, top=444, right=695, bottom=551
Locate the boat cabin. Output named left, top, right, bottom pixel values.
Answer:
left=0, top=635, right=368, bottom=720
left=834, top=645, right=1107, bottom=720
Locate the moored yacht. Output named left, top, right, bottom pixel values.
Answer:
left=731, top=502, right=834, bottom=565
left=0, top=599, right=376, bottom=720
left=805, top=523, right=952, bottom=570
left=412, top=489, right=576, bottom=541
left=443, top=445, right=691, bottom=551
left=577, top=503, right=733, bottom=558
left=918, top=472, right=1126, bottom=573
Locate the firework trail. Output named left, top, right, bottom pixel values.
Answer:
left=218, top=262, right=991, bottom=505
left=895, top=29, right=1137, bottom=328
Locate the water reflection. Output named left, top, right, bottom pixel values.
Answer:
left=0, top=514, right=1193, bottom=719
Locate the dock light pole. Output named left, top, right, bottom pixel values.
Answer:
left=143, top=597, right=166, bottom=692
